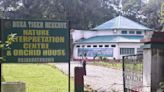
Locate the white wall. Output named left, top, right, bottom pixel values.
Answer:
left=71, top=29, right=145, bottom=43
left=71, top=29, right=115, bottom=42
left=118, top=42, right=144, bottom=59
left=71, top=30, right=83, bottom=42
left=96, top=30, right=114, bottom=36
left=83, top=31, right=97, bottom=39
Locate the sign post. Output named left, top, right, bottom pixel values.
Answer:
left=0, top=19, right=70, bottom=91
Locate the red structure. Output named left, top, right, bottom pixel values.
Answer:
left=74, top=67, right=85, bottom=92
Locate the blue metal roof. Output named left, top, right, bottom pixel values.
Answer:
left=93, top=16, right=151, bottom=30
left=76, top=35, right=144, bottom=43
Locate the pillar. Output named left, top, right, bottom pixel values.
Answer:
left=141, top=32, right=164, bottom=92
left=74, top=67, right=84, bottom=92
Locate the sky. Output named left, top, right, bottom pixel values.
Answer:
left=142, top=0, right=149, bottom=4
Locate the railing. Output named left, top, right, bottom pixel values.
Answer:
left=123, top=54, right=143, bottom=92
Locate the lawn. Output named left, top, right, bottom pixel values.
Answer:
left=92, top=61, right=122, bottom=70
left=2, top=64, right=74, bottom=92
left=92, top=61, right=143, bottom=72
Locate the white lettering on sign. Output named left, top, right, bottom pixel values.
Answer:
left=28, top=21, right=44, bottom=28
left=12, top=21, right=27, bottom=28
left=45, top=22, right=67, bottom=28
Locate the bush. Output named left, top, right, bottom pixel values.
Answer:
left=102, top=57, right=108, bottom=61
left=99, top=56, right=103, bottom=61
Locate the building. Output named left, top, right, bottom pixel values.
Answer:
left=71, top=16, right=152, bottom=61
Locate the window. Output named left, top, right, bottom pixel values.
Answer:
left=121, top=31, right=127, bottom=34
left=93, top=45, right=97, bottom=47
left=129, top=31, right=135, bottom=34
left=136, top=31, right=142, bottom=34
left=76, top=45, right=80, bottom=47
left=87, top=45, right=91, bottom=47
left=113, top=30, right=117, bottom=33
left=120, top=48, right=135, bottom=55
left=105, top=45, right=109, bottom=47
left=99, top=45, right=103, bottom=47
left=137, top=48, right=143, bottom=54
left=111, top=45, right=116, bottom=47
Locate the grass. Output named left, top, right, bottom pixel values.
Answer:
left=2, top=64, right=74, bottom=92
left=92, top=61, right=143, bottom=72
left=124, top=63, right=143, bottom=72
left=92, top=61, right=122, bottom=70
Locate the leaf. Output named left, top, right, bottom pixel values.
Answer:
left=0, top=44, right=4, bottom=48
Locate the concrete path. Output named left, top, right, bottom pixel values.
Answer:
left=53, top=61, right=123, bottom=92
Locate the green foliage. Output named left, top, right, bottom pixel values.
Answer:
left=99, top=56, right=103, bottom=61
left=122, top=0, right=141, bottom=12
left=0, top=0, right=163, bottom=30
left=5, top=33, right=16, bottom=48
left=0, top=0, right=118, bottom=29
left=102, top=57, right=108, bottom=61
left=159, top=82, right=164, bottom=89
left=93, top=61, right=122, bottom=70
left=141, top=0, right=164, bottom=29
left=0, top=33, right=16, bottom=49
left=98, top=56, right=108, bottom=61
left=1, top=76, right=5, bottom=82
left=2, top=64, right=74, bottom=92
left=0, top=33, right=16, bottom=62
left=0, top=41, right=4, bottom=48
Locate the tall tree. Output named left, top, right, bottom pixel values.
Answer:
left=0, top=0, right=118, bottom=29
left=141, top=0, right=164, bottom=30
left=0, top=0, right=163, bottom=30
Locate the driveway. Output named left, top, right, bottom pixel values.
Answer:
left=53, top=61, right=123, bottom=92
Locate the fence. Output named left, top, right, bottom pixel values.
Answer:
left=123, top=54, right=143, bottom=92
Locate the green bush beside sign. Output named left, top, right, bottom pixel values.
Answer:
left=1, top=19, right=69, bottom=63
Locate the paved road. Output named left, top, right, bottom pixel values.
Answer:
left=53, top=61, right=123, bottom=92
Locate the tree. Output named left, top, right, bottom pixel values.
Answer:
left=0, top=0, right=163, bottom=30
left=0, top=0, right=118, bottom=29
left=141, top=0, right=164, bottom=30
left=0, top=33, right=16, bottom=61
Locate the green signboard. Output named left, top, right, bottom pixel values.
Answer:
left=1, top=19, right=69, bottom=63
